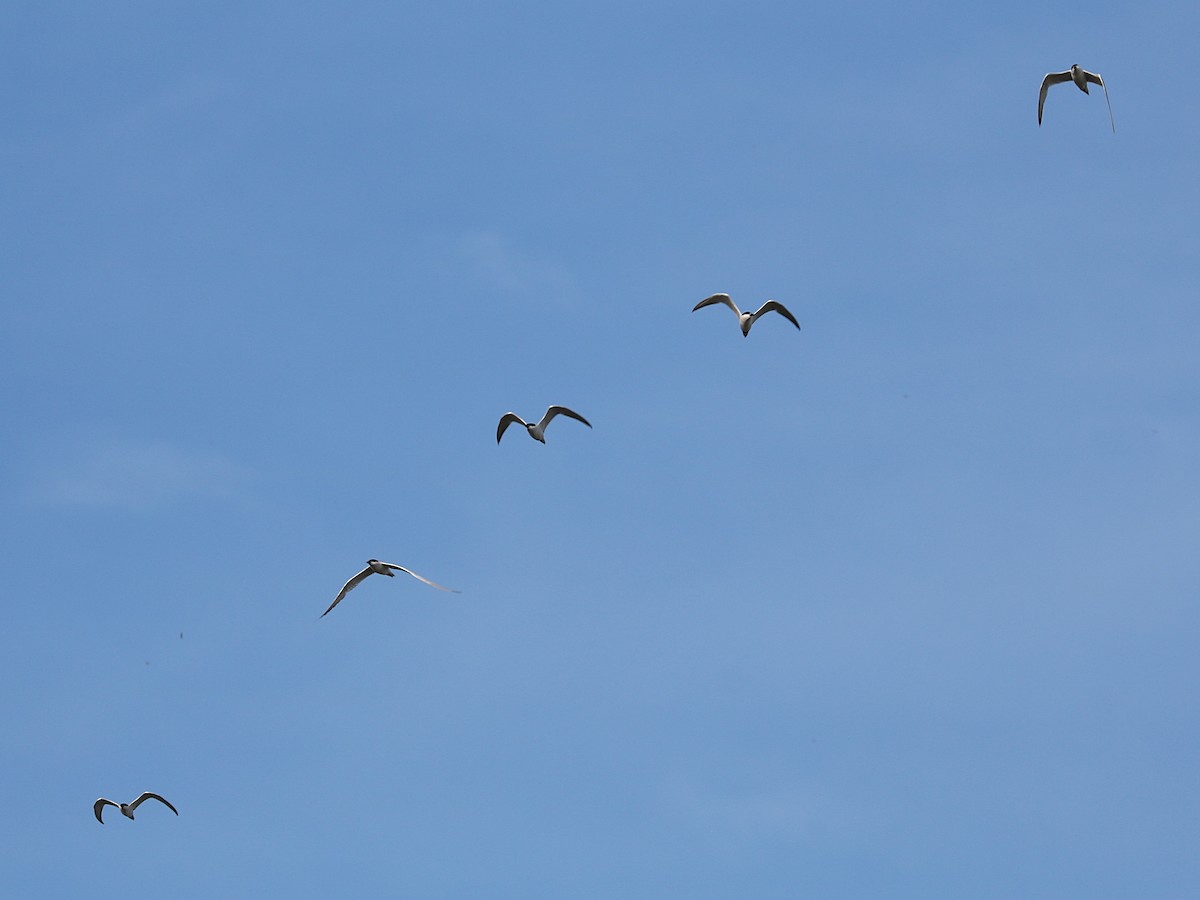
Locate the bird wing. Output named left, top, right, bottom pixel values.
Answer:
left=94, top=798, right=118, bottom=823
left=539, top=405, right=592, bottom=431
left=321, top=566, right=374, bottom=617
left=379, top=562, right=461, bottom=593
left=692, top=293, right=741, bottom=318
left=129, top=792, right=178, bottom=816
left=753, top=300, right=801, bottom=331
left=1083, top=71, right=1115, bottom=132
left=496, top=413, right=527, bottom=444
left=1038, top=70, right=1072, bottom=124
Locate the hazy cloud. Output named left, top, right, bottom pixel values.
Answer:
left=99, top=74, right=232, bottom=140
left=30, top=440, right=249, bottom=512
left=458, top=231, right=579, bottom=304
left=663, top=770, right=816, bottom=844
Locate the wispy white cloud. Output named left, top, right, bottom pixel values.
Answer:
left=99, top=74, right=233, bottom=140
left=661, top=768, right=844, bottom=846
left=458, top=231, right=579, bottom=304
left=30, top=440, right=249, bottom=512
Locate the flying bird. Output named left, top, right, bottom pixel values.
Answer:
left=322, top=559, right=460, bottom=617
left=1038, top=65, right=1115, bottom=132
left=94, top=793, right=178, bottom=823
left=496, top=406, right=592, bottom=444
left=692, top=293, right=801, bottom=336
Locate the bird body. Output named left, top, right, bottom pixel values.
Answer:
left=496, top=406, right=592, bottom=444
left=322, top=559, right=459, bottom=617
left=691, top=293, right=801, bottom=336
left=367, top=559, right=395, bottom=577
left=94, top=792, right=178, bottom=823
left=1038, top=64, right=1114, bottom=131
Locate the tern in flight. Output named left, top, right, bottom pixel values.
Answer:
left=322, top=559, right=460, bottom=617
left=1038, top=65, right=1114, bottom=132
left=496, top=406, right=592, bottom=444
left=94, top=793, right=178, bottom=823
left=692, top=294, right=801, bottom=336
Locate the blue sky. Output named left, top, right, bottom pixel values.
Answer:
left=3, top=1, right=1199, bottom=896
